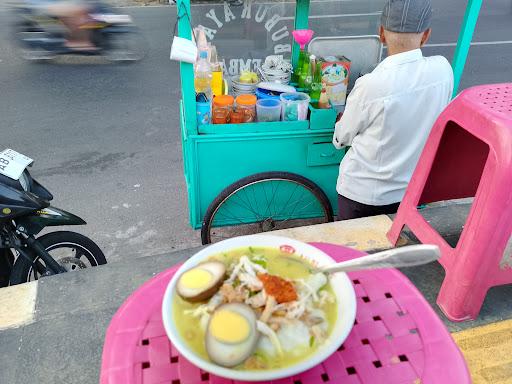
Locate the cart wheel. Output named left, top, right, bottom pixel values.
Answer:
left=201, top=172, right=334, bottom=244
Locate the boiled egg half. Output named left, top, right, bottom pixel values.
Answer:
left=206, top=303, right=259, bottom=367
left=176, top=261, right=226, bottom=302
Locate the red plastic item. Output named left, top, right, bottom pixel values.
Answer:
left=388, top=83, right=512, bottom=322
left=100, top=243, right=470, bottom=384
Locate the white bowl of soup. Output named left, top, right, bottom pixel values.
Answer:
left=162, top=235, right=356, bottom=382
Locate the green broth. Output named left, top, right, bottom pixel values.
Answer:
left=172, top=246, right=338, bottom=370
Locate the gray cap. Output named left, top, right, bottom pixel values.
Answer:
left=381, top=0, right=432, bottom=33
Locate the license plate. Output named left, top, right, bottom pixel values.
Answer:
left=0, top=149, right=33, bottom=180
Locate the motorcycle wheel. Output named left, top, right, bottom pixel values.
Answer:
left=10, top=231, right=107, bottom=285
left=104, top=31, right=147, bottom=62
left=15, top=30, right=57, bottom=61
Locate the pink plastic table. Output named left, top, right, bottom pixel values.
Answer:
left=100, top=243, right=470, bottom=384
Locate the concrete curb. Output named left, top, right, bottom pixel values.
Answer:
left=0, top=281, right=37, bottom=331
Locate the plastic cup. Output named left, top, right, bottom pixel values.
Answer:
left=256, top=99, right=282, bottom=122
left=280, top=92, right=310, bottom=121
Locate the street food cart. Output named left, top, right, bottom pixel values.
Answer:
left=175, top=0, right=483, bottom=244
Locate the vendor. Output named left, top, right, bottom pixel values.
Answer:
left=333, top=0, right=453, bottom=220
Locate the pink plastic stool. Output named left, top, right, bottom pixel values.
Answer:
left=388, top=83, right=512, bottom=322
left=100, top=243, right=470, bottom=384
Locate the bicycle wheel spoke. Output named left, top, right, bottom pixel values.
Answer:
left=283, top=187, right=307, bottom=219
left=281, top=191, right=319, bottom=215
left=261, top=181, right=271, bottom=218
left=274, top=183, right=301, bottom=219
left=228, top=192, right=263, bottom=220
left=275, top=199, right=320, bottom=228
left=215, top=205, right=254, bottom=225
left=239, top=187, right=263, bottom=220
left=266, top=181, right=282, bottom=218
left=250, top=182, right=262, bottom=218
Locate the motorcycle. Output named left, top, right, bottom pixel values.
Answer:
left=12, top=1, right=146, bottom=62
left=0, top=149, right=106, bottom=286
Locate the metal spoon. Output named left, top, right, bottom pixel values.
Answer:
left=317, top=244, right=440, bottom=274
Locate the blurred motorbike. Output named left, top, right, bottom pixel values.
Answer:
left=0, top=149, right=106, bottom=286
left=12, top=1, right=147, bottom=62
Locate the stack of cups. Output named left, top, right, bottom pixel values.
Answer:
left=256, top=99, right=282, bottom=122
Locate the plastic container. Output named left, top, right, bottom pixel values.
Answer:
left=255, top=88, right=281, bottom=100
left=196, top=101, right=211, bottom=126
left=235, top=94, right=257, bottom=122
left=212, top=95, right=234, bottom=124
left=256, top=99, right=281, bottom=122
left=280, top=92, right=310, bottom=121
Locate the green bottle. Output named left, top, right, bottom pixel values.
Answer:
left=310, top=57, right=323, bottom=100
left=298, top=53, right=310, bottom=89
left=302, top=55, right=316, bottom=93
left=292, top=49, right=307, bottom=84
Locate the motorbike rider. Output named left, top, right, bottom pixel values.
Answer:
left=25, top=0, right=96, bottom=50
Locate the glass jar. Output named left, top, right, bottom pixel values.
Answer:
left=212, top=95, right=234, bottom=124
left=235, top=94, right=257, bottom=123
left=230, top=110, right=244, bottom=124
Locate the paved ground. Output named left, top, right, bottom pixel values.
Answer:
left=1, top=1, right=512, bottom=265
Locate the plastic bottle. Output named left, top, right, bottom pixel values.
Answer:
left=317, top=87, right=330, bottom=109
left=195, top=26, right=209, bottom=53
left=209, top=45, right=223, bottom=97
left=194, top=51, right=212, bottom=100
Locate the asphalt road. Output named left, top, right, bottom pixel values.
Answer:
left=0, top=1, right=511, bottom=263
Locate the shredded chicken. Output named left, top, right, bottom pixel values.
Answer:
left=219, top=283, right=247, bottom=303
left=246, top=290, right=267, bottom=308
left=305, top=308, right=326, bottom=326
left=284, top=300, right=307, bottom=319
left=268, top=316, right=291, bottom=331
left=206, top=292, right=224, bottom=311
left=226, top=256, right=267, bottom=284
left=260, top=295, right=277, bottom=323
left=244, top=355, right=267, bottom=369
left=184, top=305, right=209, bottom=318
left=239, top=272, right=263, bottom=291
left=318, top=290, right=335, bottom=306
left=311, top=324, right=326, bottom=341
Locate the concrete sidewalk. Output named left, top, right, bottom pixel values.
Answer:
left=1, top=203, right=511, bottom=383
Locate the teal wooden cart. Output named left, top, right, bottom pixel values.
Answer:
left=175, top=0, right=483, bottom=244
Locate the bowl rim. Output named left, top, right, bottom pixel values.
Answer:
left=162, top=235, right=356, bottom=382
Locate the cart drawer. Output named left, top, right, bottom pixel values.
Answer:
left=307, top=142, right=344, bottom=167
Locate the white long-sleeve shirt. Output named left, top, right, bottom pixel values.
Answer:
left=333, top=49, right=453, bottom=205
